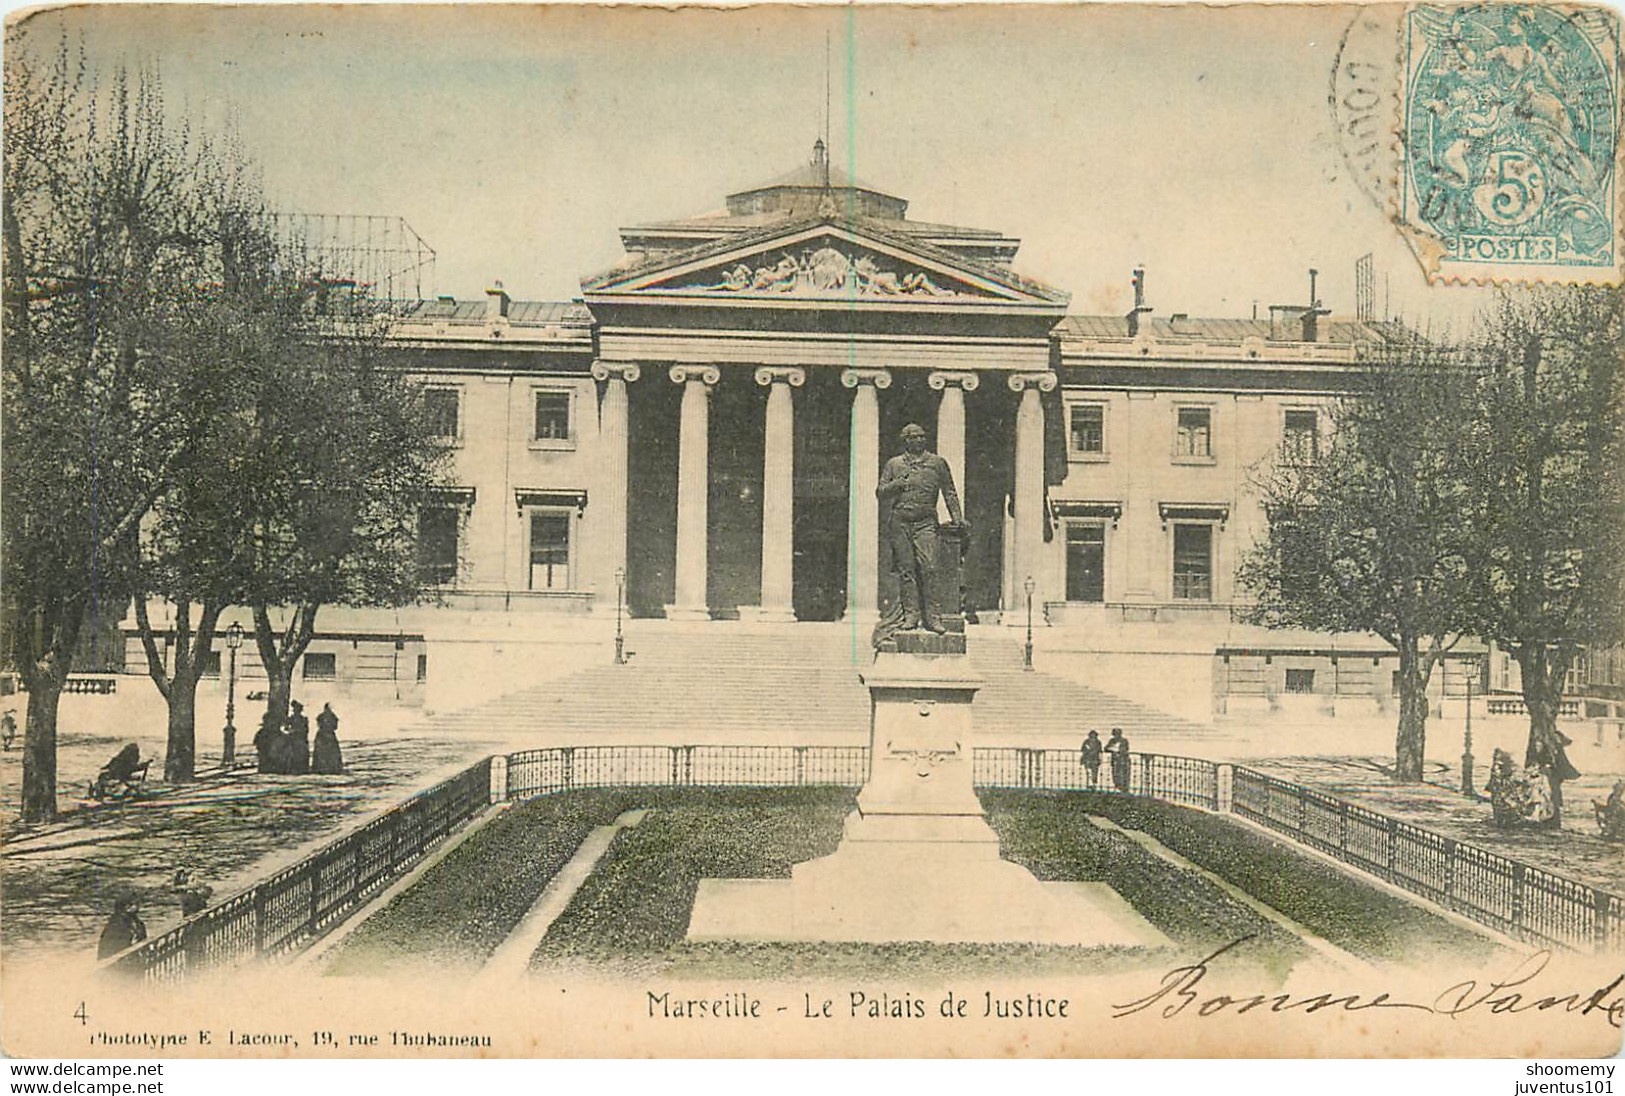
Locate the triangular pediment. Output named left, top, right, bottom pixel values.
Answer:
left=584, top=221, right=1067, bottom=308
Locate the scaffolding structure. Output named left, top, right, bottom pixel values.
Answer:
left=270, top=213, right=436, bottom=303
left=1355, top=252, right=1375, bottom=323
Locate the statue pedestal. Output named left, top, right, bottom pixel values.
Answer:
left=688, top=645, right=1166, bottom=947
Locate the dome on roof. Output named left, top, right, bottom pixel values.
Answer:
left=725, top=140, right=908, bottom=221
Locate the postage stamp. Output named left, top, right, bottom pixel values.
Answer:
left=1401, top=4, right=1622, bottom=284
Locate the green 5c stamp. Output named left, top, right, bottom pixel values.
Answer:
left=1403, top=4, right=1620, bottom=280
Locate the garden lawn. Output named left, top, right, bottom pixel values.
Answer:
left=1071, top=791, right=1504, bottom=964
left=530, top=788, right=1309, bottom=979
left=327, top=786, right=1496, bottom=982
left=322, top=789, right=645, bottom=975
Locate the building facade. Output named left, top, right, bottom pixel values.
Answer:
left=127, top=145, right=1463, bottom=719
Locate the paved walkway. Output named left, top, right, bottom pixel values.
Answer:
left=1, top=731, right=499, bottom=958
left=1249, top=756, right=1624, bottom=895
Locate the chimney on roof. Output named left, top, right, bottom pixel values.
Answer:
left=486, top=281, right=510, bottom=320
left=812, top=138, right=830, bottom=188
left=1301, top=268, right=1330, bottom=343
left=1126, top=267, right=1152, bottom=337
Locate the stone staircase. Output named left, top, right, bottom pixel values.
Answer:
left=406, top=623, right=1221, bottom=747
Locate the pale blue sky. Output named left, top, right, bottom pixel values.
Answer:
left=13, top=4, right=1499, bottom=326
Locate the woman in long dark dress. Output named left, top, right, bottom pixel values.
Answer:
left=253, top=711, right=280, bottom=773
left=312, top=703, right=344, bottom=775
left=285, top=701, right=311, bottom=775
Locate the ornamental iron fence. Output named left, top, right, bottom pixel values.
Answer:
left=104, top=758, right=493, bottom=982
left=1230, top=766, right=1620, bottom=953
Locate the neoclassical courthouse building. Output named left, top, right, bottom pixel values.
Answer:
left=129, top=144, right=1505, bottom=721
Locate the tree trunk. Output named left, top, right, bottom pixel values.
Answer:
left=20, top=676, right=63, bottom=823
left=1517, top=643, right=1574, bottom=826
left=134, top=597, right=219, bottom=784
left=1394, top=634, right=1429, bottom=782
left=164, top=684, right=197, bottom=782
left=251, top=601, right=318, bottom=734
left=264, top=670, right=291, bottom=732
left=19, top=604, right=81, bottom=824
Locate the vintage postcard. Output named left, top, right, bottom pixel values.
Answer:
left=3, top=2, right=1623, bottom=1064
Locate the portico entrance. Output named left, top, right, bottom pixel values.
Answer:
left=584, top=142, right=1070, bottom=624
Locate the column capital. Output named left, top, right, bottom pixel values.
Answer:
left=928, top=370, right=980, bottom=392
left=1007, top=371, right=1058, bottom=393
left=669, top=365, right=721, bottom=386
left=840, top=368, right=893, bottom=390
left=591, top=361, right=642, bottom=383
left=754, top=367, right=806, bottom=388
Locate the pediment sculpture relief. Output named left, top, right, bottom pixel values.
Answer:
left=680, top=246, right=974, bottom=298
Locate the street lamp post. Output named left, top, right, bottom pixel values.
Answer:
left=223, top=621, right=244, bottom=766
left=1462, top=654, right=1478, bottom=797
left=614, top=567, right=627, bottom=665
left=1023, top=575, right=1036, bottom=672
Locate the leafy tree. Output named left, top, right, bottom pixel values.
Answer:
left=129, top=203, right=284, bottom=782
left=2, top=36, right=233, bottom=819
left=1238, top=334, right=1478, bottom=781
left=236, top=299, right=448, bottom=731
left=1462, top=288, right=1625, bottom=824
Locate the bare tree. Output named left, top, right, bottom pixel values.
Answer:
left=1238, top=334, right=1478, bottom=781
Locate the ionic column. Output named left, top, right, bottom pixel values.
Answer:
left=590, top=362, right=641, bottom=599
left=1008, top=371, right=1057, bottom=611
left=841, top=368, right=892, bottom=621
left=928, top=371, right=979, bottom=522
left=667, top=365, right=720, bottom=621
left=747, top=367, right=805, bottom=623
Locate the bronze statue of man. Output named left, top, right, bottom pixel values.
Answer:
left=876, top=423, right=964, bottom=633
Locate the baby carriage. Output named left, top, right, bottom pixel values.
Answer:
left=89, top=743, right=149, bottom=802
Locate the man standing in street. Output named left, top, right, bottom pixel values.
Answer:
left=876, top=423, right=965, bottom=635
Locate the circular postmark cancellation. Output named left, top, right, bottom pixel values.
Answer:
left=1401, top=3, right=1622, bottom=283
left=1331, top=6, right=1405, bottom=219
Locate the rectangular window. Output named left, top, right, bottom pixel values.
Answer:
left=1172, top=523, right=1213, bottom=601
left=199, top=650, right=222, bottom=679
left=1175, top=407, right=1212, bottom=458
left=1285, top=668, right=1315, bottom=694
left=534, top=391, right=572, bottom=441
left=1283, top=410, right=1319, bottom=464
left=422, top=388, right=460, bottom=440
left=1065, top=522, right=1106, bottom=602
left=1068, top=404, right=1105, bottom=457
left=416, top=653, right=428, bottom=683
left=302, top=652, right=337, bottom=681
left=529, top=511, right=571, bottom=590
left=417, top=506, right=460, bottom=586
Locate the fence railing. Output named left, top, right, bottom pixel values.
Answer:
left=503, top=745, right=872, bottom=799
left=1230, top=766, right=1620, bottom=953
left=973, top=747, right=1223, bottom=810
left=1486, top=696, right=1581, bottom=718
left=104, top=745, right=1622, bottom=981
left=104, top=758, right=494, bottom=982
